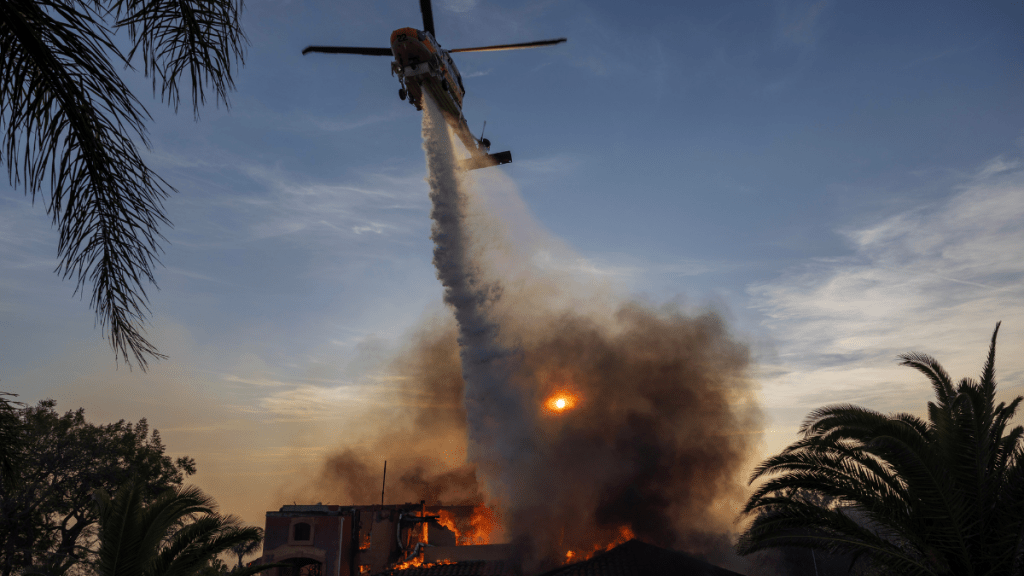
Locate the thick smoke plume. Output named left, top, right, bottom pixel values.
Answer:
left=295, top=95, right=761, bottom=571
left=295, top=319, right=487, bottom=508
left=417, top=95, right=762, bottom=569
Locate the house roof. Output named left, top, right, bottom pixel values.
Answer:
left=535, top=540, right=747, bottom=576
left=374, top=560, right=518, bottom=576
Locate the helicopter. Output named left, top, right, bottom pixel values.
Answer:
left=302, top=0, right=566, bottom=171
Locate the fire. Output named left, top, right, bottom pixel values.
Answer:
left=544, top=391, right=578, bottom=413
left=464, top=505, right=498, bottom=545
left=436, top=509, right=461, bottom=543
left=562, top=525, right=636, bottom=564
left=610, top=525, right=635, bottom=548
left=434, top=506, right=498, bottom=546
left=392, top=559, right=455, bottom=571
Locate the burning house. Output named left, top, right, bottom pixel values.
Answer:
left=254, top=104, right=765, bottom=576
left=256, top=502, right=755, bottom=576
left=257, top=503, right=513, bottom=576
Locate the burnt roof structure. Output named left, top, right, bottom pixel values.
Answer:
left=258, top=503, right=512, bottom=576
left=536, top=540, right=746, bottom=576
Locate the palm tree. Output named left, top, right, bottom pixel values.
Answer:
left=94, top=478, right=273, bottom=576
left=737, top=323, right=1024, bottom=575
left=230, top=529, right=263, bottom=571
left=1, top=0, right=246, bottom=369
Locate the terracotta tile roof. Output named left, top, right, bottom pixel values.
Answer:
left=536, top=540, right=746, bottom=576
left=374, top=560, right=517, bottom=576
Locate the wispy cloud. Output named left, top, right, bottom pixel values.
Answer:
left=546, top=249, right=748, bottom=288
left=532, top=250, right=634, bottom=279
left=750, top=156, right=1024, bottom=412
left=235, top=166, right=430, bottom=248
left=149, top=152, right=432, bottom=251
left=252, top=374, right=434, bottom=422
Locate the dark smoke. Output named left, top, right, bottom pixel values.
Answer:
left=315, top=449, right=483, bottom=506
left=304, top=318, right=486, bottom=508
left=503, top=305, right=758, bottom=566
left=299, top=95, right=763, bottom=572
left=417, top=95, right=762, bottom=569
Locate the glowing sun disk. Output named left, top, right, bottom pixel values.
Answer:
left=545, top=392, right=578, bottom=413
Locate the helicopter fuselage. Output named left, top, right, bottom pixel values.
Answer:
left=388, top=27, right=489, bottom=157
left=302, top=3, right=564, bottom=171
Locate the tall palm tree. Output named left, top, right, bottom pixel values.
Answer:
left=94, top=478, right=273, bottom=576
left=737, top=323, right=1024, bottom=576
left=1, top=0, right=246, bottom=369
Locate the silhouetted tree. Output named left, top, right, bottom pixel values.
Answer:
left=0, top=393, right=24, bottom=491
left=0, top=400, right=195, bottom=576
left=230, top=529, right=264, bottom=570
left=196, top=558, right=233, bottom=576
left=738, top=323, right=1024, bottom=575
left=1, top=0, right=246, bottom=369
left=94, top=477, right=272, bottom=576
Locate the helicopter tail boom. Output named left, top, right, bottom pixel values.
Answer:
left=460, top=151, right=512, bottom=171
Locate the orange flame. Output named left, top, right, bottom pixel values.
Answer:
left=562, top=525, right=635, bottom=564
left=608, top=526, right=635, bottom=549
left=465, top=505, right=498, bottom=545
left=392, top=559, right=455, bottom=570
left=433, top=506, right=498, bottom=546
left=359, top=531, right=371, bottom=551
left=436, top=509, right=460, bottom=543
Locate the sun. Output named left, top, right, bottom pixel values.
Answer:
left=545, top=392, right=578, bottom=413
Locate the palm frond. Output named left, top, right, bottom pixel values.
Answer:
left=991, top=425, right=1024, bottom=481
left=741, top=327, right=1022, bottom=574
left=94, top=480, right=270, bottom=576
left=112, top=0, right=247, bottom=118
left=96, top=478, right=148, bottom=576
left=231, top=530, right=263, bottom=568
left=799, top=403, right=887, bottom=437
left=135, top=484, right=217, bottom=564
left=2, top=0, right=172, bottom=369
left=899, top=352, right=955, bottom=410
left=980, top=322, right=1001, bottom=393
left=154, top=521, right=262, bottom=576
left=738, top=497, right=940, bottom=575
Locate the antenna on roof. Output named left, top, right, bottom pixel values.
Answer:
left=380, top=460, right=387, bottom=507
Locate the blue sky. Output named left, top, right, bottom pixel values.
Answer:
left=2, top=0, right=1023, bottom=527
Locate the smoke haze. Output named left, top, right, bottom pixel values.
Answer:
left=295, top=95, right=762, bottom=570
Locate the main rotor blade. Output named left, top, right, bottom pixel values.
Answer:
left=302, top=46, right=393, bottom=56
left=449, top=38, right=567, bottom=53
left=420, top=0, right=435, bottom=36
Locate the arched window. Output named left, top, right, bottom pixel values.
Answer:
left=293, top=522, right=311, bottom=541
